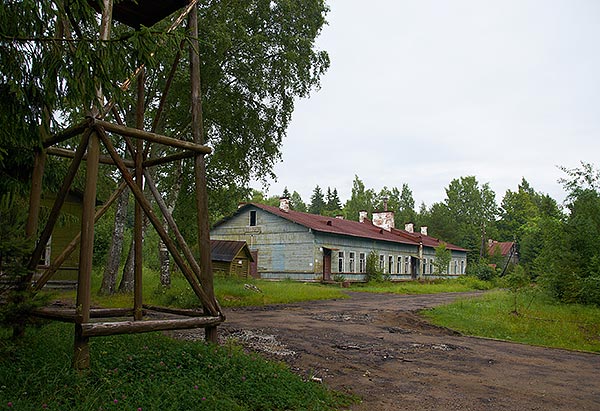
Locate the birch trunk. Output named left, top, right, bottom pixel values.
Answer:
left=158, top=159, right=183, bottom=287
left=99, top=187, right=129, bottom=295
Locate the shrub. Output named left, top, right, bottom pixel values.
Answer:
left=467, top=259, right=497, bottom=282
left=0, top=194, right=46, bottom=333
left=365, top=250, right=383, bottom=283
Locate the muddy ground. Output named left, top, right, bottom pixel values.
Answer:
left=173, top=291, right=600, bottom=410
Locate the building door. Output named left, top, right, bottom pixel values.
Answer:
left=411, top=257, right=418, bottom=280
left=250, top=250, right=259, bottom=278
left=322, top=248, right=332, bottom=282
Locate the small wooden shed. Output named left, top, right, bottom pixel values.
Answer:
left=38, top=190, right=102, bottom=287
left=210, top=240, right=254, bottom=278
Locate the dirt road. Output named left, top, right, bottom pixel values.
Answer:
left=177, top=291, right=600, bottom=410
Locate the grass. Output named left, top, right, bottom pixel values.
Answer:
left=422, top=289, right=600, bottom=352
left=0, top=323, right=356, bottom=410
left=352, top=275, right=494, bottom=294
left=45, top=269, right=348, bottom=309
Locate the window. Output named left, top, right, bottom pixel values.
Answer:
left=379, top=254, right=385, bottom=272
left=460, top=260, right=465, bottom=274
left=349, top=252, right=355, bottom=273
left=454, top=260, right=458, bottom=274
left=359, top=253, right=366, bottom=273
left=429, top=259, right=434, bottom=275
left=404, top=256, right=410, bottom=274
left=338, top=251, right=345, bottom=273
left=423, top=258, right=427, bottom=275
left=397, top=256, right=402, bottom=274
left=249, top=210, right=257, bottom=226
left=388, top=255, right=394, bottom=274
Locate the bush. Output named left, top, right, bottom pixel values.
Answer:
left=467, top=259, right=497, bottom=282
left=0, top=194, right=47, bottom=332
left=365, top=250, right=383, bottom=283
left=576, top=276, right=600, bottom=306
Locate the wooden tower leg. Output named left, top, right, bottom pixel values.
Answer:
left=73, top=132, right=100, bottom=369
left=189, top=4, right=217, bottom=343
left=133, top=67, right=145, bottom=321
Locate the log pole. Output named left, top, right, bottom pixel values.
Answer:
left=73, top=132, right=100, bottom=370
left=133, top=67, right=145, bottom=321
left=189, top=3, right=218, bottom=343
left=82, top=316, right=223, bottom=337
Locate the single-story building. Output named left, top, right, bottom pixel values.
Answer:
left=210, top=198, right=467, bottom=281
left=211, top=239, right=255, bottom=278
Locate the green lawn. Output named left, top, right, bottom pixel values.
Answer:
left=45, top=270, right=349, bottom=309
left=0, top=323, right=356, bottom=410
left=351, top=275, right=494, bottom=294
left=422, top=289, right=600, bottom=352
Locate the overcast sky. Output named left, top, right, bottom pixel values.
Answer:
left=251, top=0, right=600, bottom=209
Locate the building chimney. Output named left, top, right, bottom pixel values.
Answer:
left=420, top=226, right=428, bottom=236
left=383, top=197, right=389, bottom=211
left=279, top=197, right=290, bottom=213
left=359, top=210, right=368, bottom=223
left=372, top=209, right=395, bottom=232
left=405, top=222, right=414, bottom=233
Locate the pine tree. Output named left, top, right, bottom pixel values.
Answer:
left=309, top=185, right=326, bottom=215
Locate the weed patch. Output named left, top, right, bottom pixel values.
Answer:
left=0, top=323, right=355, bottom=410
left=423, top=290, right=600, bottom=352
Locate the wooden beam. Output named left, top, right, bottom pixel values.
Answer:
left=28, top=131, right=91, bottom=272
left=81, top=316, right=223, bottom=337
left=91, top=119, right=211, bottom=154
left=32, top=307, right=136, bottom=322
left=97, top=128, right=219, bottom=316
left=143, top=169, right=203, bottom=284
left=47, top=146, right=136, bottom=168
left=46, top=147, right=135, bottom=168
left=143, top=304, right=206, bottom=317
left=42, top=119, right=91, bottom=148
left=143, top=150, right=196, bottom=167
left=151, top=43, right=183, bottom=133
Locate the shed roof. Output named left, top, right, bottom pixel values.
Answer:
left=488, top=241, right=515, bottom=257
left=216, top=203, right=467, bottom=252
left=210, top=240, right=254, bottom=263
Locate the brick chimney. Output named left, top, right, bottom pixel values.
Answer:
left=420, top=226, right=428, bottom=236
left=359, top=210, right=368, bottom=223
left=279, top=197, right=290, bottom=213
left=405, top=222, right=414, bottom=233
left=372, top=209, right=395, bottom=232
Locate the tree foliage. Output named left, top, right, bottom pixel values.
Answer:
left=308, top=185, right=325, bottom=215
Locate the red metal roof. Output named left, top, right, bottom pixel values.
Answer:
left=231, top=203, right=467, bottom=252
left=487, top=241, right=515, bottom=257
